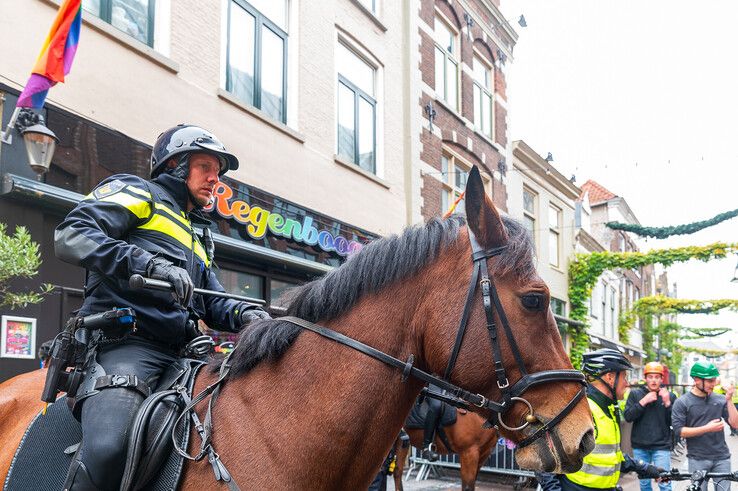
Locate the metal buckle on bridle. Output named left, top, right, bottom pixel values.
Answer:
left=479, top=278, right=491, bottom=290
left=497, top=378, right=510, bottom=389
left=473, top=394, right=488, bottom=408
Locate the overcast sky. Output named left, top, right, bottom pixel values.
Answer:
left=504, top=1, right=738, bottom=347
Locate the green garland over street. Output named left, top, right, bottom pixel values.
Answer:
left=567, top=242, right=738, bottom=367
left=606, top=208, right=738, bottom=239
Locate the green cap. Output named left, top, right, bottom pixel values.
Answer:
left=690, top=361, right=719, bottom=379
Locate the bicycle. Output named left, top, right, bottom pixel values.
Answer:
left=660, top=469, right=738, bottom=491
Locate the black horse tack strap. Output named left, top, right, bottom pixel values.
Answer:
left=279, top=226, right=586, bottom=449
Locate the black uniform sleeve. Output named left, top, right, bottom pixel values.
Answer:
left=624, top=388, right=646, bottom=422
left=54, top=175, right=155, bottom=280
left=200, top=268, right=249, bottom=332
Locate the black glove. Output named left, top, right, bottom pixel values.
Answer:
left=147, top=257, right=194, bottom=306
left=636, top=463, right=665, bottom=480
left=237, top=305, right=271, bottom=326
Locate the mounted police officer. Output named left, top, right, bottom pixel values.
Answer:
left=537, top=349, right=665, bottom=491
left=55, top=124, right=270, bottom=490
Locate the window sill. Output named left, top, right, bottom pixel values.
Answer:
left=434, top=97, right=467, bottom=126
left=40, top=0, right=179, bottom=74
left=473, top=127, right=504, bottom=152
left=348, top=0, right=388, bottom=32
left=217, top=89, right=305, bottom=144
left=334, top=154, right=390, bottom=189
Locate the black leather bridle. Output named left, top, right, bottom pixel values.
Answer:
left=279, top=227, right=586, bottom=449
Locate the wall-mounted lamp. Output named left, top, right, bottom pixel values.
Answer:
left=497, top=158, right=507, bottom=176
left=516, top=15, right=527, bottom=28
left=425, top=101, right=438, bottom=132
left=569, top=174, right=576, bottom=184
left=731, top=261, right=738, bottom=283
left=0, top=107, right=58, bottom=174
left=463, top=12, right=474, bottom=41
left=544, top=152, right=554, bottom=162
left=496, top=48, right=507, bottom=66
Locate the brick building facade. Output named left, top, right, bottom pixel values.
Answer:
left=412, top=0, right=518, bottom=221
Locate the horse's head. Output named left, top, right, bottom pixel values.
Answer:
left=419, top=167, right=594, bottom=473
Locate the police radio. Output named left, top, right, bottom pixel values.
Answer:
left=41, top=308, right=136, bottom=404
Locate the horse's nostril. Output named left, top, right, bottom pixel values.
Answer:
left=578, top=429, right=595, bottom=455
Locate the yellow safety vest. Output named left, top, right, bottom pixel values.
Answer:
left=566, top=397, right=624, bottom=489
left=713, top=385, right=725, bottom=395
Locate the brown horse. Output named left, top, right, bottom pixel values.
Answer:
left=393, top=410, right=498, bottom=491
left=2, top=167, right=594, bottom=489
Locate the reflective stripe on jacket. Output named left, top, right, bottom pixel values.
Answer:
left=566, top=397, right=624, bottom=489
left=55, top=173, right=244, bottom=345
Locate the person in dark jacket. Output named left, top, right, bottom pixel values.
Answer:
left=536, top=349, right=666, bottom=491
left=56, top=124, right=270, bottom=490
left=624, top=362, right=676, bottom=491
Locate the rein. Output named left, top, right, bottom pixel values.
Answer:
left=174, top=226, right=587, bottom=487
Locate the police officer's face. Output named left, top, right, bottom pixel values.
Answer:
left=186, top=153, right=221, bottom=208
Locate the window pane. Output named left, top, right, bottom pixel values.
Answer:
left=549, top=230, right=559, bottom=267
left=249, top=0, right=287, bottom=31
left=454, top=191, right=466, bottom=215
left=524, top=216, right=535, bottom=247
left=446, top=60, right=457, bottom=110
left=270, top=279, right=297, bottom=309
left=358, top=96, right=375, bottom=172
left=550, top=297, right=566, bottom=316
left=337, top=43, right=374, bottom=96
left=435, top=48, right=446, bottom=99
left=215, top=269, right=265, bottom=300
left=228, top=5, right=256, bottom=106
left=441, top=189, right=449, bottom=215
left=82, top=0, right=101, bottom=16
left=111, top=0, right=152, bottom=45
left=441, top=155, right=449, bottom=182
left=454, top=164, right=467, bottom=189
left=261, top=27, right=285, bottom=121
left=549, top=206, right=560, bottom=227
left=472, top=56, right=490, bottom=88
left=482, top=92, right=491, bottom=137
left=434, top=18, right=454, bottom=54
left=473, top=85, right=481, bottom=128
left=337, top=82, right=355, bottom=162
left=523, top=190, right=535, bottom=214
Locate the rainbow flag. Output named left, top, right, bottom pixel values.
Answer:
left=17, top=0, right=82, bottom=108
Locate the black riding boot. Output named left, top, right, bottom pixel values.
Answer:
left=421, top=398, right=442, bottom=461
left=63, top=458, right=99, bottom=491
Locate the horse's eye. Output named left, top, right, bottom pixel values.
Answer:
left=521, top=294, right=546, bottom=311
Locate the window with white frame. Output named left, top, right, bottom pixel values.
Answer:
left=440, top=153, right=468, bottom=215
left=610, top=286, right=616, bottom=338
left=472, top=54, right=493, bottom=138
left=523, top=188, right=537, bottom=249
left=336, top=42, right=377, bottom=173
left=601, top=282, right=607, bottom=334
left=433, top=16, right=459, bottom=111
left=225, top=0, right=288, bottom=123
left=548, top=205, right=561, bottom=268
left=83, top=0, right=156, bottom=46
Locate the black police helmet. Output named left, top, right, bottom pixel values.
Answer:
left=581, top=348, right=633, bottom=378
left=150, top=124, right=239, bottom=178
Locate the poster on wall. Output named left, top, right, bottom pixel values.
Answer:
left=1, top=316, right=37, bottom=359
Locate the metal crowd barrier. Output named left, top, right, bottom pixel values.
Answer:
left=404, top=438, right=535, bottom=485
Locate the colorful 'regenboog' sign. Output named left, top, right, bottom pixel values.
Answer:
left=204, top=181, right=364, bottom=257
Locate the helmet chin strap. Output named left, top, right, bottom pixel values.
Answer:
left=594, top=372, right=620, bottom=405
left=694, top=379, right=709, bottom=395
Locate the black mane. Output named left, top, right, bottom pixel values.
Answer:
left=224, top=214, right=534, bottom=377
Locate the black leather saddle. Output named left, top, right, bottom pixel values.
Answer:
left=4, top=357, right=206, bottom=491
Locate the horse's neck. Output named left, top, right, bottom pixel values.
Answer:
left=212, top=283, right=427, bottom=488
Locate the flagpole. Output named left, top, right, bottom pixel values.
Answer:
left=0, top=107, right=21, bottom=144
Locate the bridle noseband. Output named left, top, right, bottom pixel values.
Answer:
left=279, top=227, right=585, bottom=449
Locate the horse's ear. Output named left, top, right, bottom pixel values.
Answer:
left=465, top=166, right=508, bottom=248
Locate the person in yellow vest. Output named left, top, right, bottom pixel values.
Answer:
left=537, top=349, right=666, bottom=491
